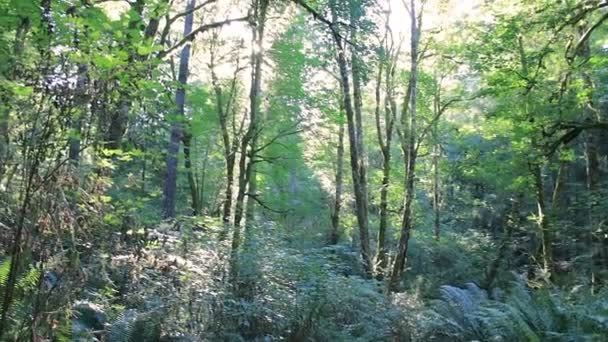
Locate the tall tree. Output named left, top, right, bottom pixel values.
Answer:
left=375, top=7, right=398, bottom=276
left=330, top=102, right=345, bottom=245
left=162, top=0, right=195, bottom=219
left=209, top=35, right=244, bottom=224
left=231, top=0, right=269, bottom=280
left=389, top=0, right=422, bottom=290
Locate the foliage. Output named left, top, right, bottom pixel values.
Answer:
left=0, top=0, right=607, bottom=340
left=423, top=278, right=608, bottom=341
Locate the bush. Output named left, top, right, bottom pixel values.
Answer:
left=421, top=276, right=608, bottom=341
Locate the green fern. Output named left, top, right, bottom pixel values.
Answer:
left=17, top=266, right=40, bottom=291
left=424, top=278, right=608, bottom=341
left=427, top=282, right=489, bottom=340
left=0, top=257, right=11, bottom=288
left=107, top=309, right=137, bottom=342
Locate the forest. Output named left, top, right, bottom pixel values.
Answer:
left=0, top=0, right=607, bottom=340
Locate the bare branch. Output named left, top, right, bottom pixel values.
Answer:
left=245, top=192, right=288, bottom=214
left=158, top=16, right=250, bottom=58
left=253, top=124, right=305, bottom=154
left=167, top=0, right=216, bottom=25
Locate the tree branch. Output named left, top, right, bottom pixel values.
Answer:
left=253, top=125, right=305, bottom=154
left=568, top=10, right=608, bottom=60
left=158, top=16, right=250, bottom=58
left=245, top=192, right=288, bottom=214
left=167, top=0, right=216, bottom=25
left=292, top=0, right=354, bottom=47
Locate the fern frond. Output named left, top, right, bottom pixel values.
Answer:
left=108, top=309, right=138, bottom=342
left=0, top=257, right=11, bottom=288
left=17, top=266, right=40, bottom=291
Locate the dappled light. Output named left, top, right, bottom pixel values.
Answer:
left=1, top=0, right=608, bottom=340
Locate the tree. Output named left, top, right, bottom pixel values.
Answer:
left=162, top=0, right=195, bottom=219
left=231, top=0, right=270, bottom=281
left=389, top=0, right=422, bottom=291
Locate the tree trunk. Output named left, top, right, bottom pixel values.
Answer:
left=533, top=163, right=552, bottom=275
left=231, top=0, right=268, bottom=282
left=0, top=3, right=51, bottom=335
left=104, top=1, right=145, bottom=151
left=577, top=25, right=605, bottom=283
left=211, top=58, right=237, bottom=223
left=551, top=157, right=567, bottom=212
left=183, top=132, right=200, bottom=215
left=199, top=140, right=210, bottom=211
left=375, top=54, right=395, bottom=277
left=326, top=2, right=373, bottom=277
left=330, top=104, right=345, bottom=245
left=350, top=8, right=373, bottom=277
left=389, top=0, right=420, bottom=291
left=433, top=142, right=441, bottom=241
left=162, top=0, right=195, bottom=219
left=68, top=63, right=88, bottom=163
left=483, top=194, right=522, bottom=290
left=223, top=152, right=236, bottom=222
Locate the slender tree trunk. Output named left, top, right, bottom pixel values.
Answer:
left=330, top=105, right=345, bottom=245
left=0, top=3, right=52, bottom=332
left=551, top=158, right=567, bottom=212
left=349, top=8, right=373, bottom=277
left=232, top=138, right=248, bottom=265
left=533, top=163, right=552, bottom=275
left=389, top=0, right=420, bottom=291
left=244, top=5, right=268, bottom=229
left=231, top=0, right=268, bottom=281
left=577, top=26, right=605, bottom=284
left=326, top=2, right=373, bottom=277
left=375, top=56, right=395, bottom=277
left=433, top=142, right=441, bottom=240
left=483, top=193, right=522, bottom=290
left=211, top=59, right=237, bottom=223
left=0, top=103, right=8, bottom=180
left=183, top=132, right=200, bottom=215
left=69, top=63, right=88, bottom=163
left=199, top=137, right=210, bottom=210
left=223, top=153, right=236, bottom=222
left=162, top=0, right=195, bottom=219
left=104, top=1, right=145, bottom=150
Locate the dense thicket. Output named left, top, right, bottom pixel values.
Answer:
left=0, top=0, right=607, bottom=340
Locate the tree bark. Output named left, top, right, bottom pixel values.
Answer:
left=182, top=132, right=200, bottom=215
left=233, top=1, right=267, bottom=228
left=330, top=103, right=345, bottom=245
left=375, top=51, right=396, bottom=277
left=325, top=1, right=373, bottom=277
left=551, top=157, right=567, bottom=212
left=533, top=163, right=552, bottom=274
left=104, top=0, right=145, bottom=150
left=210, top=52, right=239, bottom=223
left=483, top=194, right=522, bottom=290
left=389, top=0, right=420, bottom=291
left=68, top=63, right=88, bottom=163
left=231, top=0, right=268, bottom=282
left=433, top=142, right=441, bottom=241
left=162, top=0, right=195, bottom=219
left=349, top=7, right=373, bottom=277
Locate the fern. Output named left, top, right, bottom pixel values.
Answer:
left=107, top=309, right=138, bottom=342
left=0, top=257, right=11, bottom=288
left=17, top=265, right=40, bottom=291
left=424, top=278, right=608, bottom=341
left=427, top=282, right=489, bottom=340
